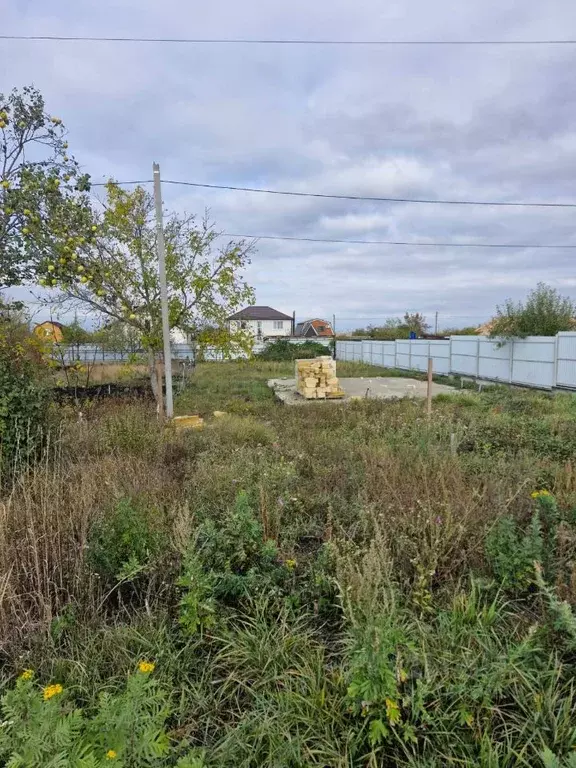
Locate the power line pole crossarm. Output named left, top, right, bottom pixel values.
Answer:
left=153, top=162, right=174, bottom=419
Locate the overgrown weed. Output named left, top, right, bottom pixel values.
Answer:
left=1, top=362, right=576, bottom=765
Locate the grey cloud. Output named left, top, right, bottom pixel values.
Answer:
left=2, top=0, right=576, bottom=327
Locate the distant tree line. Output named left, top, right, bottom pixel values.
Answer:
left=349, top=285, right=575, bottom=341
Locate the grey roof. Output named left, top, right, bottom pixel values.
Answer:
left=228, top=305, right=292, bottom=321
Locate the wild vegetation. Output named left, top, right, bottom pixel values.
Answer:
left=351, top=312, right=430, bottom=340
left=1, top=360, right=576, bottom=766
left=256, top=337, right=332, bottom=360
left=489, top=283, right=576, bottom=340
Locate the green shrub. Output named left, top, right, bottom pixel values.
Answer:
left=0, top=326, right=49, bottom=483
left=485, top=491, right=572, bottom=592
left=178, top=552, right=217, bottom=636
left=486, top=513, right=543, bottom=590
left=88, top=497, right=168, bottom=586
left=256, top=338, right=331, bottom=361
left=178, top=491, right=291, bottom=628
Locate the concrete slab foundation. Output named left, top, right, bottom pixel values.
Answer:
left=268, top=376, right=459, bottom=405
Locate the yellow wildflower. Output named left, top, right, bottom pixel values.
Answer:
left=285, top=559, right=297, bottom=570
left=531, top=489, right=552, bottom=500
left=105, top=750, right=117, bottom=760
left=19, top=669, right=33, bottom=681
left=43, top=683, right=63, bottom=700
left=138, top=660, right=155, bottom=674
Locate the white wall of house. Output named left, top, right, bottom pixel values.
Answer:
left=229, top=318, right=292, bottom=339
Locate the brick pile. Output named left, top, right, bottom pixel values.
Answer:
left=295, top=356, right=344, bottom=399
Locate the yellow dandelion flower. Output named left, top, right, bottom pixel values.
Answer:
left=138, top=660, right=155, bottom=674
left=19, top=669, right=33, bottom=681
left=105, top=750, right=117, bottom=760
left=43, top=683, right=63, bottom=700
left=285, top=559, right=297, bottom=570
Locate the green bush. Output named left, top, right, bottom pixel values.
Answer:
left=485, top=491, right=573, bottom=592
left=0, top=325, right=49, bottom=483
left=178, top=491, right=292, bottom=631
left=88, top=497, right=168, bottom=587
left=256, top=338, right=331, bottom=361
left=486, top=512, right=543, bottom=590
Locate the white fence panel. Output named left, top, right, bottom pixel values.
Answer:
left=336, top=341, right=352, bottom=361
left=396, top=340, right=411, bottom=369
left=478, top=338, right=511, bottom=382
left=383, top=341, right=396, bottom=366
left=409, top=340, right=430, bottom=371
left=511, top=337, right=556, bottom=389
left=429, top=340, right=450, bottom=374
left=336, top=335, right=576, bottom=390
left=450, top=337, right=479, bottom=376
left=366, top=341, right=386, bottom=367
left=556, top=333, right=576, bottom=389
left=362, top=340, right=371, bottom=364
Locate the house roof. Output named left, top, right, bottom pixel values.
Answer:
left=228, top=305, right=292, bottom=321
left=295, top=318, right=334, bottom=337
left=35, top=320, right=65, bottom=329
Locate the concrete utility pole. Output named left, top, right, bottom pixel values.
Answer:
left=153, top=162, right=174, bottom=419
left=434, top=311, right=439, bottom=335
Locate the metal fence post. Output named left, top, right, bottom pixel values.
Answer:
left=476, top=336, right=480, bottom=378
left=552, top=335, right=559, bottom=388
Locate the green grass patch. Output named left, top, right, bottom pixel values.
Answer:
left=2, top=361, right=576, bottom=765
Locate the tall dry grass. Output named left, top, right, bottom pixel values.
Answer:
left=0, top=406, right=190, bottom=651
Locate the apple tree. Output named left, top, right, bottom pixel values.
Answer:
left=0, top=85, right=93, bottom=289
left=39, top=182, right=255, bottom=403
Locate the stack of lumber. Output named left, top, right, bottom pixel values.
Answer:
left=295, top=356, right=344, bottom=399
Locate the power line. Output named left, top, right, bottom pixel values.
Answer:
left=219, top=232, right=576, bottom=249
left=2, top=34, right=576, bottom=46
left=90, top=180, right=149, bottom=187
left=334, top=315, right=484, bottom=320
left=87, top=180, right=576, bottom=248
left=162, top=179, right=576, bottom=209
left=89, top=178, right=576, bottom=209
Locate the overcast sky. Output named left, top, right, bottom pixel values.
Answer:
left=2, top=0, right=576, bottom=330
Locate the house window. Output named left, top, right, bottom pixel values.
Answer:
left=273, top=321, right=284, bottom=329
left=257, top=321, right=262, bottom=336
left=240, top=321, right=247, bottom=329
